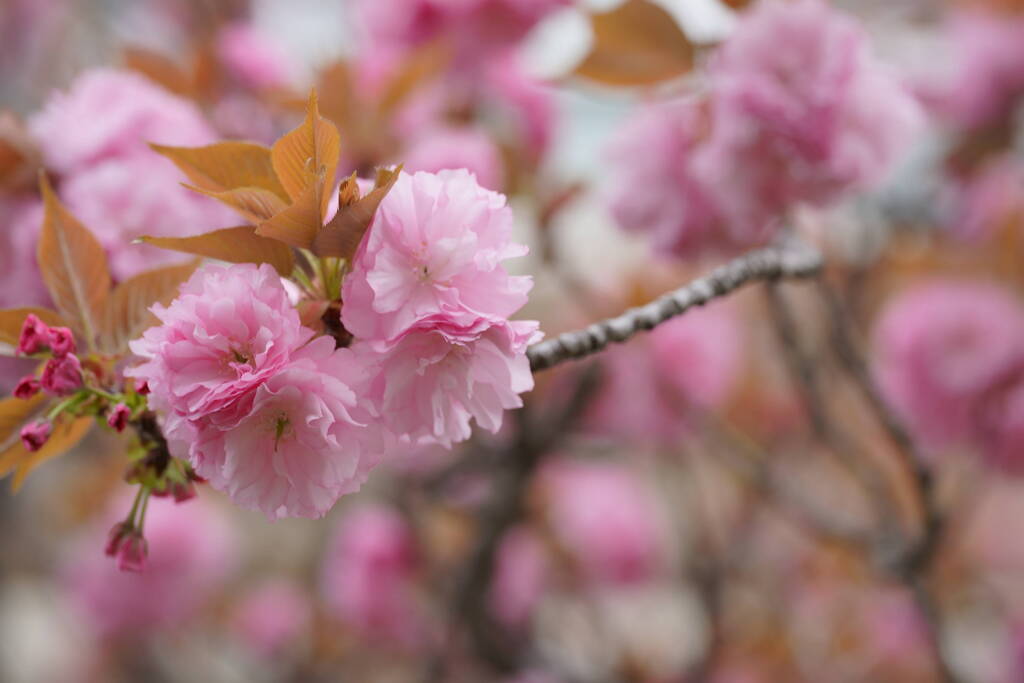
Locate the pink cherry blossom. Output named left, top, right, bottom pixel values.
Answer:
left=321, top=503, right=422, bottom=646
left=585, top=301, right=742, bottom=444
left=872, top=280, right=1024, bottom=451
left=60, top=155, right=236, bottom=280
left=216, top=22, right=296, bottom=91
left=943, top=10, right=1024, bottom=130
left=17, top=313, right=51, bottom=355
left=186, top=339, right=382, bottom=520
left=357, top=316, right=537, bottom=448
left=231, top=580, right=311, bottom=656
left=64, top=496, right=235, bottom=639
left=0, top=199, right=49, bottom=311
left=342, top=169, right=532, bottom=344
left=107, top=403, right=131, bottom=433
left=975, top=377, right=1024, bottom=476
left=490, top=525, right=549, bottom=628
left=542, top=460, right=666, bottom=586
left=47, top=326, right=75, bottom=357
left=40, top=354, right=82, bottom=396
left=402, top=126, right=504, bottom=190
left=29, top=68, right=219, bottom=174
left=128, top=263, right=312, bottom=425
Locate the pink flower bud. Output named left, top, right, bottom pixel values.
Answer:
left=17, top=314, right=51, bottom=355
left=106, top=403, right=131, bottom=432
left=13, top=375, right=40, bottom=399
left=170, top=480, right=197, bottom=503
left=116, top=531, right=148, bottom=573
left=20, top=421, right=51, bottom=452
left=136, top=380, right=150, bottom=395
left=40, top=354, right=83, bottom=396
left=48, top=327, right=76, bottom=357
left=104, top=521, right=133, bottom=557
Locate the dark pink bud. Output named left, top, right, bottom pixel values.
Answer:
left=17, top=314, right=50, bottom=355
left=170, top=480, right=197, bottom=503
left=106, top=403, right=131, bottom=432
left=116, top=532, right=148, bottom=572
left=48, top=327, right=76, bottom=357
left=136, top=380, right=150, bottom=395
left=104, top=521, right=133, bottom=557
left=40, top=354, right=82, bottom=396
left=13, top=375, right=40, bottom=399
left=19, top=421, right=51, bottom=452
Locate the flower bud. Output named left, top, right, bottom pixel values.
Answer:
left=48, top=327, right=76, bottom=357
left=40, top=354, right=83, bottom=396
left=107, top=403, right=131, bottom=432
left=116, top=531, right=148, bottom=573
left=170, top=480, right=197, bottom=503
left=13, top=375, right=41, bottom=399
left=104, top=521, right=133, bottom=557
left=20, top=421, right=51, bottom=452
left=136, top=380, right=150, bottom=395
left=17, top=314, right=51, bottom=355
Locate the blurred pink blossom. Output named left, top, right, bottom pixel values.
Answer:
left=40, top=353, right=82, bottom=396
left=322, top=503, right=422, bottom=646
left=231, top=580, right=311, bottom=657
left=943, top=10, right=1024, bottom=130
left=29, top=69, right=218, bottom=174
left=585, top=301, right=742, bottom=443
left=217, top=22, right=296, bottom=91
left=19, top=420, right=50, bottom=451
left=873, top=279, right=1024, bottom=452
left=542, top=460, right=666, bottom=586
left=402, top=126, right=504, bottom=190
left=944, top=156, right=1024, bottom=243
left=0, top=200, right=49, bottom=310
left=490, top=525, right=549, bottom=628
left=65, top=496, right=234, bottom=640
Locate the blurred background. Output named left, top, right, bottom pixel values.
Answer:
left=1, top=0, right=1023, bottom=681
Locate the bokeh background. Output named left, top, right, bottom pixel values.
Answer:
left=1, top=0, right=1023, bottom=681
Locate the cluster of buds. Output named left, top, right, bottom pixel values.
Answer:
left=14, top=314, right=84, bottom=451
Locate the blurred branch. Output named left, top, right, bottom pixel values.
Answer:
left=527, top=242, right=823, bottom=372
left=426, top=365, right=602, bottom=681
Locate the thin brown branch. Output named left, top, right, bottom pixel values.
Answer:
left=527, top=243, right=823, bottom=372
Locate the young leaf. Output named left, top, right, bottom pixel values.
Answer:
left=0, top=394, right=46, bottom=449
left=37, top=174, right=111, bottom=349
left=0, top=308, right=67, bottom=348
left=271, top=90, right=341, bottom=219
left=574, top=0, right=694, bottom=86
left=151, top=141, right=289, bottom=201
left=185, top=184, right=288, bottom=223
left=0, top=111, right=41, bottom=192
left=4, top=417, right=92, bottom=491
left=138, top=226, right=295, bottom=277
left=99, top=260, right=201, bottom=353
left=255, top=171, right=325, bottom=249
left=313, top=166, right=401, bottom=259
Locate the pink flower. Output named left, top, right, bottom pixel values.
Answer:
left=699, top=0, right=922, bottom=225
left=40, top=353, right=82, bottom=396
left=231, top=580, right=311, bottom=656
left=943, top=156, right=1024, bottom=243
left=541, top=460, right=666, bottom=586
left=13, top=375, right=40, bottom=399
left=17, top=313, right=50, bottom=355
left=19, top=421, right=51, bottom=451
left=183, top=340, right=382, bottom=520
left=65, top=496, right=235, bottom=639
left=975, top=377, right=1024, bottom=475
left=490, top=526, right=549, bottom=628
left=60, top=155, right=236, bottom=280
left=402, top=126, right=504, bottom=190
left=872, top=280, right=1024, bottom=451
left=128, top=263, right=311, bottom=425
left=29, top=68, right=218, bottom=174
left=342, top=169, right=532, bottom=343
left=0, top=200, right=49, bottom=310
left=321, top=503, right=422, bottom=646
left=107, top=403, right=131, bottom=433
left=216, top=22, right=295, bottom=91
left=48, top=326, right=75, bottom=357
left=606, top=100, right=751, bottom=259
left=358, top=316, right=538, bottom=448
left=943, top=10, right=1024, bottom=130
left=585, top=302, right=742, bottom=444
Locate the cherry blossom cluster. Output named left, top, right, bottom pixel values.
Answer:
left=129, top=169, right=538, bottom=520
left=607, top=0, right=923, bottom=259
left=14, top=314, right=84, bottom=450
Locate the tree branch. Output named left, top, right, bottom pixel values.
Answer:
left=527, top=242, right=824, bottom=372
